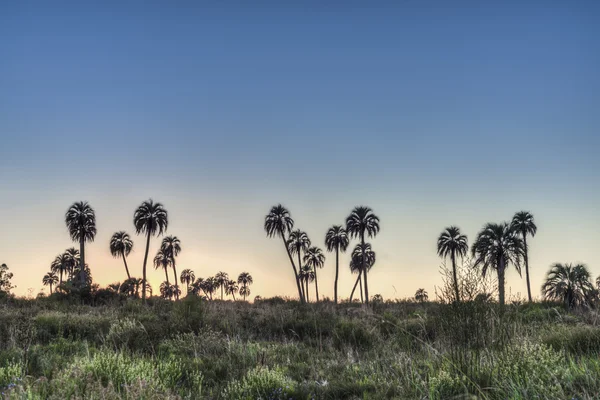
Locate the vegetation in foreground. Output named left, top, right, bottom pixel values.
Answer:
left=2, top=294, right=600, bottom=399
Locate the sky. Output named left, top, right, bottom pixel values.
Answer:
left=1, top=1, right=599, bottom=300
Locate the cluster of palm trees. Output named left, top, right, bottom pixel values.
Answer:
left=265, top=204, right=380, bottom=305
left=184, top=271, right=253, bottom=301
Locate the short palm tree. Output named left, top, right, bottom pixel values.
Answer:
left=472, top=222, right=525, bottom=307
left=437, top=226, right=468, bottom=303
left=299, top=265, right=315, bottom=302
left=64, top=248, right=80, bottom=276
left=542, top=263, right=593, bottom=309
left=287, top=230, right=311, bottom=300
left=180, top=269, right=195, bottom=295
left=225, top=280, right=239, bottom=300
left=154, top=248, right=172, bottom=284
left=346, top=206, right=380, bottom=305
left=109, top=231, right=134, bottom=280
left=349, top=243, right=376, bottom=303
left=325, top=225, right=349, bottom=304
left=415, top=288, right=428, bottom=303
left=304, top=247, right=325, bottom=302
left=161, top=236, right=181, bottom=299
left=51, top=253, right=70, bottom=286
left=204, top=276, right=218, bottom=300
left=264, top=205, right=304, bottom=303
left=160, top=281, right=174, bottom=299
left=65, top=201, right=97, bottom=285
left=215, top=271, right=229, bottom=300
left=511, top=211, right=537, bottom=302
left=42, top=272, right=58, bottom=294
left=134, top=199, right=168, bottom=302
left=237, top=272, right=253, bottom=301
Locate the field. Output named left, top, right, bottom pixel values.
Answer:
left=1, top=296, right=600, bottom=399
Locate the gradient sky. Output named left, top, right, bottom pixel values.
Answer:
left=1, top=1, right=599, bottom=300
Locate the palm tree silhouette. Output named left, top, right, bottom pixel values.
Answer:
left=543, top=263, right=593, bottom=308
left=437, top=226, right=468, bottom=303
left=237, top=272, right=253, bottom=301
left=205, top=276, right=218, bottom=300
left=134, top=199, right=168, bottom=303
left=304, top=247, right=325, bottom=302
left=472, top=222, right=524, bottom=307
left=180, top=269, right=195, bottom=295
left=154, top=248, right=172, bottom=284
left=64, top=248, right=80, bottom=276
left=264, top=205, right=305, bottom=303
left=42, top=272, right=58, bottom=294
left=349, top=243, right=375, bottom=303
left=51, top=253, right=70, bottom=286
left=415, top=288, right=428, bottom=303
left=161, top=236, right=181, bottom=299
left=65, top=201, right=97, bottom=286
left=160, top=281, right=173, bottom=299
left=299, top=265, right=315, bottom=302
left=215, top=271, right=229, bottom=300
left=109, top=231, right=134, bottom=280
left=287, top=230, right=311, bottom=301
left=346, top=206, right=380, bottom=305
left=225, top=279, right=239, bottom=300
left=511, top=211, right=537, bottom=302
left=325, top=225, right=349, bottom=304
left=190, top=277, right=204, bottom=297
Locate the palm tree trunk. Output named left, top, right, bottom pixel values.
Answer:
left=524, top=235, right=532, bottom=303
left=79, top=236, right=86, bottom=286
left=280, top=231, right=305, bottom=303
left=451, top=251, right=460, bottom=303
left=498, top=256, right=506, bottom=308
left=142, top=232, right=151, bottom=303
left=122, top=253, right=131, bottom=280
left=334, top=247, right=339, bottom=304
left=59, top=271, right=63, bottom=287
left=314, top=267, right=320, bottom=302
left=164, top=267, right=170, bottom=284
left=232, top=291, right=236, bottom=301
left=50, top=283, right=53, bottom=294
left=221, top=285, right=224, bottom=300
left=305, top=279, right=310, bottom=302
left=359, top=275, right=364, bottom=303
left=350, top=273, right=361, bottom=302
left=361, top=232, right=369, bottom=305
left=172, top=259, right=179, bottom=300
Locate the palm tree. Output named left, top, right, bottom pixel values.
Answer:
left=42, top=272, right=58, bottom=294
left=237, top=272, right=253, bottom=301
left=511, top=211, right=537, bottom=303
left=108, top=282, right=121, bottom=293
left=264, top=205, right=305, bottom=303
left=543, top=263, right=593, bottom=309
left=215, top=271, right=229, bottom=300
left=154, top=249, right=172, bottom=284
left=287, top=230, right=311, bottom=300
left=349, top=243, right=376, bottom=303
left=299, top=265, right=315, bottom=302
left=472, top=222, right=525, bottom=307
left=346, top=206, right=380, bottom=305
left=415, top=288, right=428, bottom=303
left=65, top=201, right=97, bottom=285
left=109, top=231, right=134, bottom=280
left=161, top=236, right=181, bottom=300
left=180, top=269, right=195, bottom=295
left=160, top=281, right=173, bottom=299
left=64, top=248, right=80, bottom=276
left=204, top=276, right=218, bottom=300
left=225, top=280, right=239, bottom=300
left=304, top=247, right=325, bottom=302
left=190, top=277, right=204, bottom=297
left=325, top=225, right=349, bottom=304
left=437, top=226, right=469, bottom=303
left=134, top=199, right=168, bottom=302
left=51, top=253, right=70, bottom=286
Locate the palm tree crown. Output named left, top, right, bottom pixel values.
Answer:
left=542, top=263, right=593, bottom=308
left=264, top=204, right=294, bottom=238
left=287, top=230, right=311, bottom=257
left=180, top=269, right=195, bottom=293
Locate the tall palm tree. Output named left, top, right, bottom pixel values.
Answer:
left=134, top=199, right=168, bottom=302
left=154, top=249, right=172, bottom=284
left=42, top=272, right=58, bottom=294
left=215, top=271, right=229, bottom=300
left=65, top=201, right=97, bottom=285
left=180, top=269, right=195, bottom=295
left=542, top=263, right=593, bottom=309
left=264, top=205, right=305, bottom=303
left=304, top=247, right=325, bottom=302
left=349, top=243, right=376, bottom=303
left=346, top=206, right=380, bottom=305
left=287, top=230, right=311, bottom=300
left=109, top=231, right=134, bottom=280
left=299, top=265, right=315, bottom=302
left=472, top=222, right=525, bottom=307
left=325, top=225, right=349, bottom=304
left=225, top=280, right=239, bottom=300
left=161, top=236, right=181, bottom=299
left=437, top=226, right=469, bottom=303
left=511, top=211, right=537, bottom=303
left=237, top=272, right=253, bottom=301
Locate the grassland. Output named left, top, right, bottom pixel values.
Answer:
left=1, top=296, right=600, bottom=399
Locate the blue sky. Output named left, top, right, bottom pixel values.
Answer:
left=1, top=1, right=599, bottom=299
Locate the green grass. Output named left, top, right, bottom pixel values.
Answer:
left=1, top=297, right=599, bottom=399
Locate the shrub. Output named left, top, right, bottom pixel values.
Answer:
left=222, top=366, right=296, bottom=400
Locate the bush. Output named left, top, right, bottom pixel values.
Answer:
left=222, top=367, right=296, bottom=400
